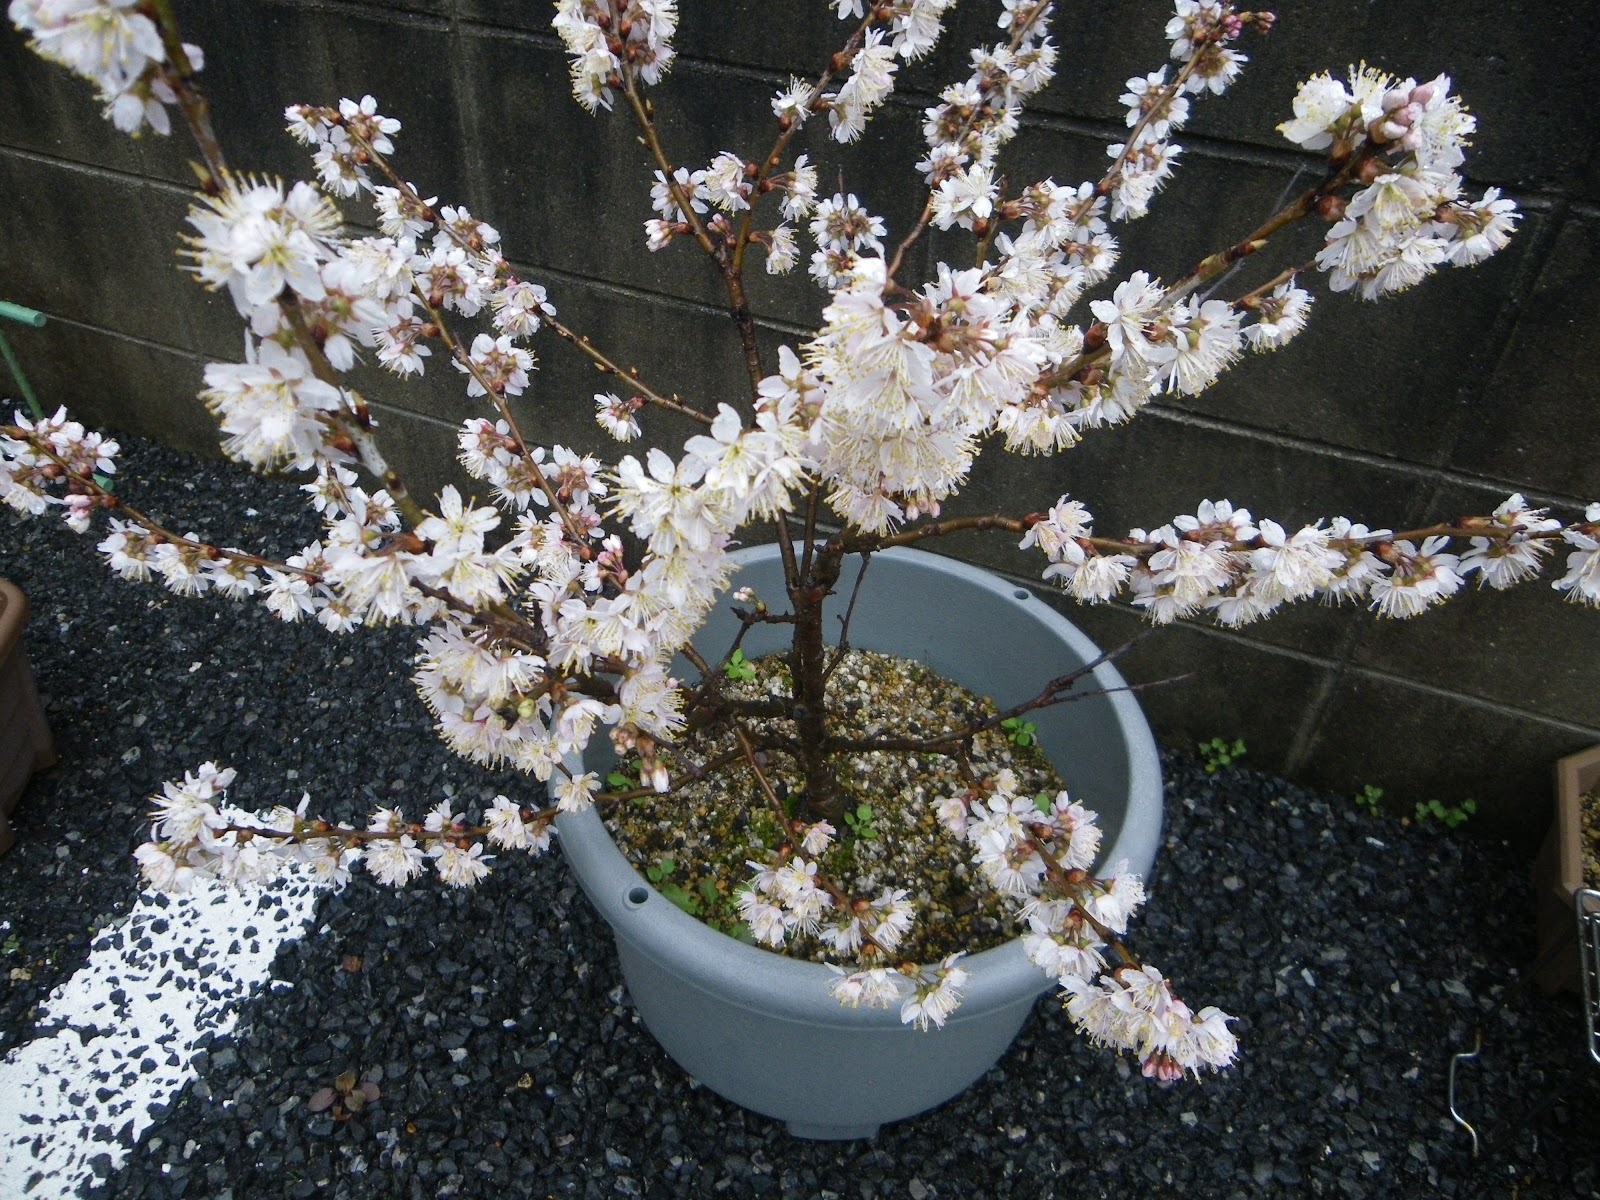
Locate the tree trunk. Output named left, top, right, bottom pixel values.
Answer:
left=788, top=542, right=846, bottom=823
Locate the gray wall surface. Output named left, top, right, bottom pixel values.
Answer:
left=3, top=1, right=1598, bottom=849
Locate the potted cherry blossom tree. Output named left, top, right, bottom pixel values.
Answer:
left=5, top=0, right=1592, bottom=1138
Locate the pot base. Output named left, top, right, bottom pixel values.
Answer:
left=786, top=1120, right=881, bottom=1141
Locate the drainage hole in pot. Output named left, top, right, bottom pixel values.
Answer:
left=626, top=886, right=650, bottom=908
left=1013, top=588, right=1030, bottom=601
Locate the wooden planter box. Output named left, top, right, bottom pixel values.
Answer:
left=1532, top=744, right=1600, bottom=994
left=0, top=578, right=56, bottom=855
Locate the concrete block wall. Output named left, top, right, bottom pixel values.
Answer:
left=4, top=1, right=1598, bottom=849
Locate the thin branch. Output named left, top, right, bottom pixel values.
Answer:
left=1197, top=164, right=1312, bottom=304
left=209, top=803, right=557, bottom=850
left=546, top=319, right=714, bottom=426
left=1163, top=150, right=1371, bottom=305
left=820, top=549, right=872, bottom=685
left=147, top=0, right=226, bottom=187
left=1231, top=259, right=1316, bottom=309
left=733, top=723, right=787, bottom=816
left=799, top=483, right=822, bottom=586
left=612, top=53, right=802, bottom=589
left=842, top=513, right=1028, bottom=554
left=1082, top=516, right=1558, bottom=562
left=731, top=722, right=904, bottom=964
left=594, top=747, right=750, bottom=805
left=409, top=291, right=593, bottom=550
left=618, top=83, right=724, bottom=264
left=142, top=3, right=437, bottom=532
left=830, top=670, right=1192, bottom=756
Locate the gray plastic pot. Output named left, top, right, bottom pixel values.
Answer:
left=555, top=544, right=1162, bottom=1140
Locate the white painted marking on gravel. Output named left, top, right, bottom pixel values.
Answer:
left=0, top=864, right=331, bottom=1198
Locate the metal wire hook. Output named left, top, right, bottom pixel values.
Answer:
left=1578, top=888, right=1600, bottom=1068
left=1448, top=1029, right=1483, bottom=1158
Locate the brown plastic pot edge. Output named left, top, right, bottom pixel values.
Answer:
left=0, top=578, right=58, bottom=855
left=1531, top=744, right=1600, bottom=993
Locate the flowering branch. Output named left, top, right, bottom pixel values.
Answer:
left=339, top=120, right=715, bottom=434
left=884, top=0, right=1054, bottom=283
left=413, top=293, right=593, bottom=549
left=728, top=6, right=879, bottom=277
left=275, top=297, right=428, bottom=529
left=1021, top=495, right=1600, bottom=622
left=730, top=724, right=920, bottom=974
left=2, top=417, right=317, bottom=582
left=612, top=68, right=807, bottom=590
left=138, top=6, right=433, bottom=529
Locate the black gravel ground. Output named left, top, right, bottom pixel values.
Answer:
left=3, top=436, right=1598, bottom=1199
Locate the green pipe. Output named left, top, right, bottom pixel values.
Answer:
left=0, top=301, right=45, bottom=329
left=0, top=330, right=45, bottom=421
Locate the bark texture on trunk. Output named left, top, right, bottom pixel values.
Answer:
left=788, top=542, right=846, bottom=822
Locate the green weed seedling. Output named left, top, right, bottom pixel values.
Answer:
left=1000, top=716, right=1038, bottom=747
left=1199, top=737, right=1247, bottom=774
left=606, top=761, right=652, bottom=805
left=1353, top=784, right=1384, bottom=817
left=645, top=858, right=702, bottom=915
left=654, top=876, right=749, bottom=940
left=723, top=649, right=757, bottom=682
left=643, top=857, right=677, bottom=885
left=1414, top=797, right=1477, bottom=830
left=842, top=802, right=878, bottom=842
